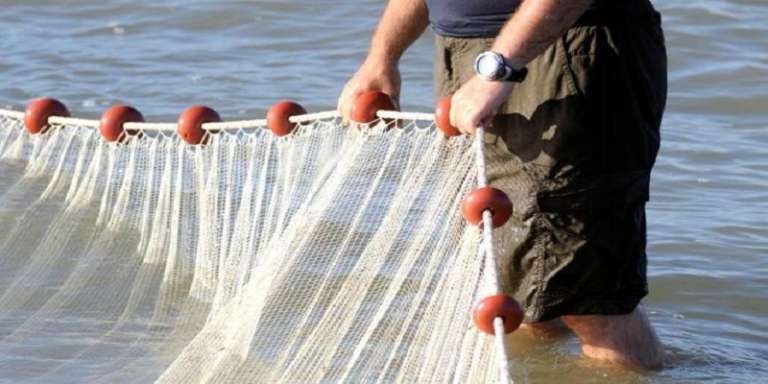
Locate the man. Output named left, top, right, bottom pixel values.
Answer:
left=338, top=0, right=666, bottom=370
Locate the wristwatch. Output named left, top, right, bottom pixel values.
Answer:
left=474, top=51, right=528, bottom=82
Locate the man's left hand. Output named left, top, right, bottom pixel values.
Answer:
left=449, top=75, right=515, bottom=135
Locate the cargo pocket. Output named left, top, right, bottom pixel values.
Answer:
left=532, top=25, right=622, bottom=212
left=433, top=36, right=451, bottom=98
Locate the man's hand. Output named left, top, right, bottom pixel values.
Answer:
left=337, top=0, right=428, bottom=121
left=449, top=75, right=514, bottom=135
left=337, top=60, right=401, bottom=121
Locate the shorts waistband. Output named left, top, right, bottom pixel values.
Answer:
left=575, top=1, right=661, bottom=27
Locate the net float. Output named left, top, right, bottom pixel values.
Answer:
left=352, top=91, right=397, bottom=124
left=435, top=95, right=461, bottom=137
left=267, top=100, right=307, bottom=136
left=473, top=294, right=523, bottom=335
left=178, top=105, right=221, bottom=145
left=24, top=97, right=70, bottom=134
left=100, top=105, right=144, bottom=142
left=461, top=186, right=513, bottom=228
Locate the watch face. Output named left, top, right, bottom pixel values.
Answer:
left=476, top=53, right=501, bottom=79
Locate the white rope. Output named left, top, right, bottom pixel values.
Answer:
left=376, top=110, right=434, bottom=121
left=481, top=210, right=500, bottom=293
left=474, top=127, right=512, bottom=384
left=203, top=119, right=267, bottom=130
left=0, top=107, right=435, bottom=132
left=494, top=318, right=512, bottom=384
left=0, top=109, right=25, bottom=119
left=289, top=110, right=340, bottom=123
left=48, top=116, right=100, bottom=128
left=123, top=122, right=177, bottom=131
left=474, top=129, right=489, bottom=189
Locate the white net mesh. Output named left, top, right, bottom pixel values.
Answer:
left=0, top=114, right=509, bottom=383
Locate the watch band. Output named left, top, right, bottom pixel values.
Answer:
left=500, top=64, right=528, bottom=82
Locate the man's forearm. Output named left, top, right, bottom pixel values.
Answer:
left=366, top=0, right=429, bottom=66
left=492, top=0, right=592, bottom=67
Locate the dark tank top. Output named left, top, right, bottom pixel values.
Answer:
left=425, top=0, right=651, bottom=37
left=426, top=0, right=521, bottom=37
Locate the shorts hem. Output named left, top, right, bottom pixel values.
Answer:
left=525, top=292, right=647, bottom=322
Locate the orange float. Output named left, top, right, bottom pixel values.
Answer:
left=24, top=97, right=70, bottom=134
left=473, top=294, right=523, bottom=335
left=352, top=91, right=396, bottom=123
left=177, top=105, right=220, bottom=145
left=435, top=95, right=461, bottom=137
left=267, top=100, right=306, bottom=136
left=460, top=186, right=513, bottom=228
left=100, top=105, right=144, bottom=142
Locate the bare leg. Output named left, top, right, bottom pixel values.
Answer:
left=562, top=306, right=664, bottom=370
left=519, top=317, right=569, bottom=337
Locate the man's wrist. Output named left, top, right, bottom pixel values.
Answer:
left=489, top=46, right=526, bottom=71
left=365, top=49, right=401, bottom=68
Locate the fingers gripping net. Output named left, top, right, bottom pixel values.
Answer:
left=0, top=111, right=513, bottom=383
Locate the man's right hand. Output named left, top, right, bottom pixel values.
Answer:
left=337, top=60, right=401, bottom=122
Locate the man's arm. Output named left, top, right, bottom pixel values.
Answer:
left=450, top=0, right=592, bottom=133
left=338, top=0, right=429, bottom=120
left=493, top=0, right=592, bottom=67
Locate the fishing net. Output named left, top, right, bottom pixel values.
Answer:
left=0, top=108, right=518, bottom=383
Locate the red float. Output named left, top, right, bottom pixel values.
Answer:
left=473, top=294, right=523, bottom=335
left=435, top=95, right=461, bottom=137
left=267, top=100, right=306, bottom=137
left=100, top=105, right=144, bottom=142
left=461, top=187, right=513, bottom=228
left=352, top=91, right=397, bottom=123
left=177, top=105, right=221, bottom=145
left=24, top=97, right=70, bottom=134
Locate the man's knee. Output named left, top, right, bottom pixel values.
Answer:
left=561, top=308, right=650, bottom=343
left=561, top=313, right=627, bottom=343
left=519, top=317, right=568, bottom=336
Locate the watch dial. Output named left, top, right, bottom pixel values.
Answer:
left=477, top=55, right=499, bottom=78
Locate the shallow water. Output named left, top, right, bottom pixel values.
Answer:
left=1, top=0, right=767, bottom=383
